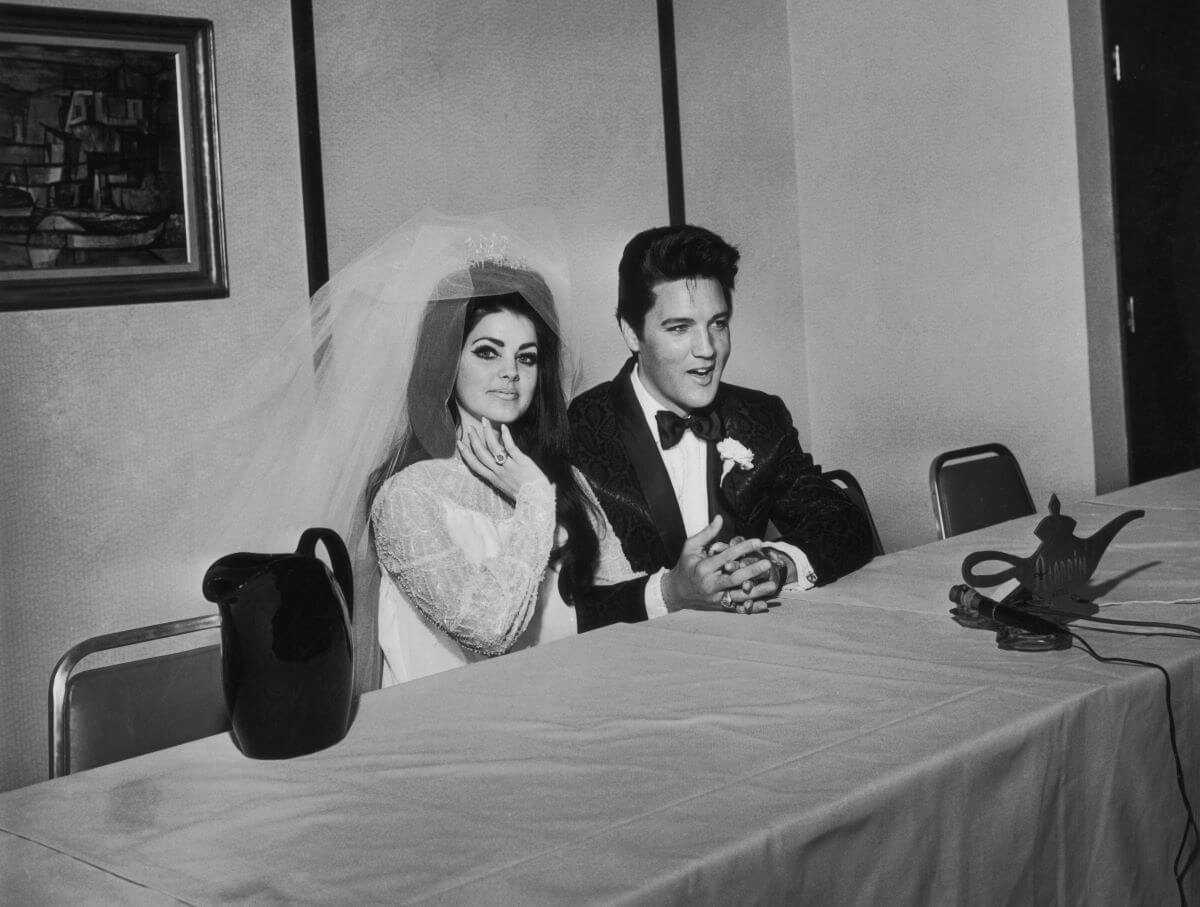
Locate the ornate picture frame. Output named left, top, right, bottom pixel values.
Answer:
left=0, top=4, right=227, bottom=309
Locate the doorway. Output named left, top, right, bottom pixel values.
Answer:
left=1107, top=0, right=1200, bottom=483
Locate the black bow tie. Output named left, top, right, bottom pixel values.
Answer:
left=655, top=409, right=724, bottom=449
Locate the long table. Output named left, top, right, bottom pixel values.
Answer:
left=3, top=473, right=1200, bottom=905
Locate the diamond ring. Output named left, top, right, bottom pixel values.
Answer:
left=720, top=591, right=735, bottom=611
left=494, top=450, right=508, bottom=465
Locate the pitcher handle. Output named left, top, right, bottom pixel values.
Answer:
left=961, top=549, right=1024, bottom=589
left=296, top=527, right=354, bottom=618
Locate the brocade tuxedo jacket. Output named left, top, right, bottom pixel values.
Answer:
left=567, top=358, right=874, bottom=632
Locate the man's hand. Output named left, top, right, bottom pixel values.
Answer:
left=709, top=539, right=795, bottom=603
left=661, top=517, right=771, bottom=613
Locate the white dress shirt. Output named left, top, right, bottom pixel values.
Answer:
left=628, top=366, right=814, bottom=618
left=629, top=364, right=711, bottom=537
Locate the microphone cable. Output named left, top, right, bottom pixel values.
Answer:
left=1027, top=604, right=1200, bottom=639
left=1066, top=631, right=1198, bottom=907
left=949, top=585, right=1199, bottom=905
left=1062, top=625, right=1200, bottom=643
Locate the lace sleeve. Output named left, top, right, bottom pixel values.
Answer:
left=574, top=467, right=641, bottom=586
left=371, top=467, right=557, bottom=656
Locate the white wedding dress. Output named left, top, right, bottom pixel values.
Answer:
left=372, top=456, right=638, bottom=685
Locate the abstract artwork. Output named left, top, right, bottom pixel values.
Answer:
left=0, top=4, right=226, bottom=308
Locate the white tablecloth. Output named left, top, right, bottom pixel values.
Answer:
left=2, top=472, right=1199, bottom=905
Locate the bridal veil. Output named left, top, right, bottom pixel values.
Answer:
left=191, top=208, right=575, bottom=690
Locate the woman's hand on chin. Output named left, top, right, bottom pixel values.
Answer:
left=457, top=419, right=551, bottom=501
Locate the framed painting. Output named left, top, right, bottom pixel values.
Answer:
left=0, top=4, right=227, bottom=309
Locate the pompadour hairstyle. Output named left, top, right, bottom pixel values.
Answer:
left=616, top=224, right=740, bottom=334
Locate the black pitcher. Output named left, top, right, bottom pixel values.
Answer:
left=202, top=528, right=356, bottom=759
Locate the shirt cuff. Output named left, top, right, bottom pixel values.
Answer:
left=644, top=567, right=670, bottom=618
left=764, top=541, right=817, bottom=590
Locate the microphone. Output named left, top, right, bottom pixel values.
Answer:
left=948, top=584, right=1067, bottom=638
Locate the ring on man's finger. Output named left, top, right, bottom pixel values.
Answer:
left=720, top=591, right=735, bottom=611
left=494, top=449, right=508, bottom=465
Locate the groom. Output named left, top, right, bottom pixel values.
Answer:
left=568, top=224, right=874, bottom=631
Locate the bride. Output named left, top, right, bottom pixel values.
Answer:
left=208, top=209, right=636, bottom=689
left=368, top=257, right=635, bottom=685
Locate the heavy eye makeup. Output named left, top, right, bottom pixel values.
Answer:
left=469, top=342, right=538, bottom=366
left=471, top=343, right=500, bottom=360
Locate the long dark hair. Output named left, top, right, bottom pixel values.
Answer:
left=367, top=269, right=599, bottom=598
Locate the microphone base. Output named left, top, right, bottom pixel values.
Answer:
left=949, top=583, right=1073, bottom=652
left=950, top=607, right=1072, bottom=651
left=995, top=625, right=1072, bottom=652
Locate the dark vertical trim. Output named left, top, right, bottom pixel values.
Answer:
left=1099, top=0, right=1135, bottom=485
left=657, top=0, right=686, bottom=225
left=292, top=0, right=330, bottom=295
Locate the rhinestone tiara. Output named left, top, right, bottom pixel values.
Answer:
left=465, top=232, right=528, bottom=270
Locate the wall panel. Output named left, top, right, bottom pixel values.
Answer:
left=787, top=0, right=1109, bottom=550
left=313, top=0, right=668, bottom=391
left=0, top=0, right=309, bottom=792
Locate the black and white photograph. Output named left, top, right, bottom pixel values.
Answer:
left=1, top=1, right=1198, bottom=904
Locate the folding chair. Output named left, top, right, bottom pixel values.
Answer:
left=49, top=614, right=228, bottom=778
left=825, top=468, right=886, bottom=557
left=929, top=442, right=1035, bottom=539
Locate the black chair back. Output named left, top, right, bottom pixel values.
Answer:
left=929, top=443, right=1035, bottom=539
left=825, top=469, right=885, bottom=557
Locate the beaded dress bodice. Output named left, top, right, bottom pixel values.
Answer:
left=372, top=456, right=637, bottom=684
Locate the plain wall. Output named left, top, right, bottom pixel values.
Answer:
left=313, top=0, right=668, bottom=392
left=0, top=0, right=310, bottom=792
left=786, top=0, right=1122, bottom=551
left=674, top=0, right=812, bottom=438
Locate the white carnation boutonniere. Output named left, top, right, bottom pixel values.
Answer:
left=716, top=437, right=755, bottom=482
